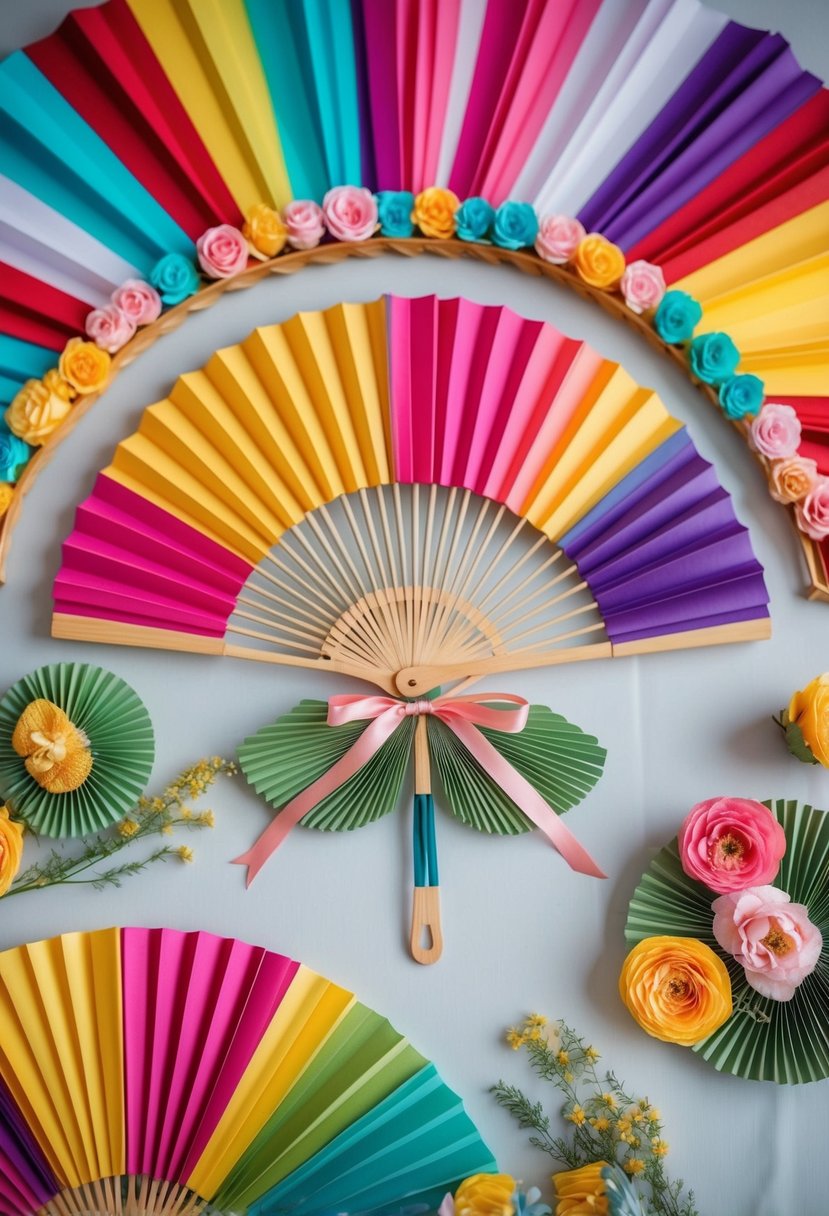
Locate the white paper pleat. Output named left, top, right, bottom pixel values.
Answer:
left=434, top=0, right=487, bottom=187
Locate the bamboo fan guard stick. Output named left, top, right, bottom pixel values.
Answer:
left=410, top=715, right=443, bottom=965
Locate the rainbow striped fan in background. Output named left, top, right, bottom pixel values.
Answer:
left=0, top=927, right=496, bottom=1215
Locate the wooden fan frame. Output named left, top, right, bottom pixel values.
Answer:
left=3, top=237, right=823, bottom=599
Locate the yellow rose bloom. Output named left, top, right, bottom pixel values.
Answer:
left=552, top=1162, right=608, bottom=1216
left=0, top=805, right=24, bottom=896
left=788, top=673, right=829, bottom=766
left=12, top=699, right=93, bottom=794
left=573, top=235, right=626, bottom=290
left=413, top=187, right=460, bottom=239
left=58, top=337, right=111, bottom=396
left=243, top=203, right=287, bottom=258
left=453, top=1173, right=516, bottom=1216
left=0, top=483, right=13, bottom=519
left=6, top=377, right=73, bottom=446
left=619, top=936, right=732, bottom=1046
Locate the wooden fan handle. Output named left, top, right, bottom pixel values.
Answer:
left=410, top=886, right=443, bottom=965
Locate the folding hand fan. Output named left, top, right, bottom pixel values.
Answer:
left=0, top=927, right=496, bottom=1216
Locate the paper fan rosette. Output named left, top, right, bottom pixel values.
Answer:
left=625, top=799, right=829, bottom=1084
left=0, top=663, right=154, bottom=837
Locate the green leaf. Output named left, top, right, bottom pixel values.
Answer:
left=785, top=720, right=819, bottom=765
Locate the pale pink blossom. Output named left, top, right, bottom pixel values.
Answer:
left=322, top=185, right=378, bottom=242
left=620, top=259, right=666, bottom=314
left=282, top=200, right=326, bottom=250
left=534, top=214, right=585, bottom=265
left=796, top=476, right=829, bottom=540
left=196, top=224, right=249, bottom=279
left=678, top=797, right=786, bottom=894
left=111, top=279, right=162, bottom=325
left=749, top=402, right=802, bottom=460
left=84, top=304, right=136, bottom=353
left=713, top=885, right=822, bottom=1001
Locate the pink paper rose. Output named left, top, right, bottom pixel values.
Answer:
left=534, top=214, right=585, bottom=265
left=749, top=402, right=801, bottom=460
left=322, top=185, right=378, bottom=242
left=678, top=797, right=786, bottom=894
left=769, top=455, right=818, bottom=504
left=196, top=224, right=249, bottom=278
left=712, top=885, right=822, bottom=1001
left=282, top=199, right=326, bottom=250
left=620, top=259, right=666, bottom=314
left=796, top=476, right=829, bottom=540
left=84, top=304, right=137, bottom=354
left=111, top=279, right=162, bottom=326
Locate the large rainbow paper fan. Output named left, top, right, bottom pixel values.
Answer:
left=0, top=927, right=496, bottom=1215
left=1, top=0, right=827, bottom=589
left=52, top=295, right=770, bottom=680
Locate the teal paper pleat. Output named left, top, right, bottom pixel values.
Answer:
left=413, top=793, right=438, bottom=887
left=249, top=1064, right=497, bottom=1216
left=0, top=54, right=192, bottom=269
left=0, top=335, right=54, bottom=404
left=302, top=0, right=364, bottom=186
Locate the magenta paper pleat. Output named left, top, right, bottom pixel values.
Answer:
left=420, top=1, right=461, bottom=189
left=397, top=0, right=461, bottom=191
left=360, top=0, right=401, bottom=188
left=475, top=0, right=601, bottom=204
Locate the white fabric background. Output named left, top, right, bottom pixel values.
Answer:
left=1, top=2, right=828, bottom=1212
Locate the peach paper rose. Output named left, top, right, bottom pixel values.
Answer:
left=111, top=279, right=162, bottom=326
left=786, top=672, right=829, bottom=766
left=552, top=1162, right=608, bottom=1215
left=620, top=259, right=666, bottom=314
left=749, top=402, right=801, bottom=460
left=534, top=214, right=585, bottom=265
left=0, top=805, right=24, bottom=897
left=58, top=337, right=111, bottom=396
left=712, top=885, right=822, bottom=1001
left=413, top=187, right=460, bottom=239
left=85, top=303, right=137, bottom=354
left=196, top=224, right=249, bottom=278
left=769, top=455, right=817, bottom=504
left=322, top=186, right=378, bottom=242
left=573, top=234, right=626, bottom=289
left=243, top=203, right=287, bottom=258
left=6, top=377, right=72, bottom=446
left=796, top=476, right=829, bottom=540
left=282, top=199, right=326, bottom=250
left=678, top=797, right=786, bottom=893
left=619, top=935, right=732, bottom=1045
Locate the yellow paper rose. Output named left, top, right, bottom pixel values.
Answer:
left=0, top=483, right=12, bottom=519
left=6, top=377, right=73, bottom=445
left=413, top=187, right=460, bottom=239
left=619, top=935, right=732, bottom=1046
left=787, top=673, right=829, bottom=766
left=573, top=235, right=626, bottom=289
left=58, top=337, right=111, bottom=396
left=243, top=203, right=287, bottom=258
left=553, top=1162, right=608, bottom=1215
left=453, top=1173, right=516, bottom=1216
left=12, top=699, right=93, bottom=794
left=0, top=805, right=24, bottom=896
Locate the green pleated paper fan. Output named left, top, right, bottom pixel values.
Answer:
left=0, top=663, right=155, bottom=838
left=625, top=800, right=829, bottom=1084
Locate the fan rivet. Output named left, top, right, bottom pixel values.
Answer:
left=408, top=679, right=417, bottom=687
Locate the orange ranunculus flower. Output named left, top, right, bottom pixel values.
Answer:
left=0, top=805, right=24, bottom=896
left=573, top=234, right=626, bottom=290
left=787, top=673, right=829, bottom=766
left=58, top=337, right=112, bottom=396
left=413, top=187, right=460, bottom=239
left=552, top=1162, right=608, bottom=1215
left=243, top=203, right=287, bottom=258
left=12, top=699, right=93, bottom=794
left=453, top=1174, right=516, bottom=1216
left=6, top=377, right=73, bottom=445
left=619, top=935, right=732, bottom=1046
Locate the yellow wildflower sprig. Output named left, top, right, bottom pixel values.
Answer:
left=2, top=758, right=234, bottom=900
left=493, top=1016, right=698, bottom=1216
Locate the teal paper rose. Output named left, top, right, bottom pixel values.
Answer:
left=688, top=331, right=740, bottom=386
left=149, top=253, right=201, bottom=307
left=653, top=290, right=702, bottom=344
left=376, top=191, right=415, bottom=238
left=0, top=423, right=31, bottom=483
left=455, top=197, right=495, bottom=243
left=719, top=373, right=765, bottom=419
left=492, top=201, right=538, bottom=250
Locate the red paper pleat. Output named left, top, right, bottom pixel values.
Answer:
left=0, top=263, right=88, bottom=350
left=27, top=0, right=241, bottom=240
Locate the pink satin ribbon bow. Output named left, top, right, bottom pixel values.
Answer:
left=233, top=691, right=605, bottom=885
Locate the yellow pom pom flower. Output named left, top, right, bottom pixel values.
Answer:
left=552, top=1161, right=608, bottom=1216
left=0, top=805, right=24, bottom=896
left=453, top=1174, right=516, bottom=1216
left=619, top=935, right=732, bottom=1046
left=413, top=187, right=460, bottom=239
left=12, top=699, right=92, bottom=794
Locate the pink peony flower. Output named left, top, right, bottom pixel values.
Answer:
left=196, top=224, right=249, bottom=279
left=111, top=279, right=162, bottom=326
left=749, top=402, right=802, bottom=460
left=321, top=185, right=378, bottom=242
left=769, top=455, right=818, bottom=504
left=282, top=199, right=326, bottom=250
left=534, top=214, right=585, bottom=265
left=712, top=885, right=822, bottom=1001
left=84, top=304, right=137, bottom=354
left=796, top=476, right=829, bottom=540
left=620, top=260, right=666, bottom=314
left=678, top=797, right=787, bottom=894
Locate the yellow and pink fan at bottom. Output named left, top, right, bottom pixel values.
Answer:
left=0, top=927, right=495, bottom=1216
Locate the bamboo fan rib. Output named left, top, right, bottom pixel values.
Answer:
left=0, top=928, right=495, bottom=1216
left=52, top=296, right=769, bottom=690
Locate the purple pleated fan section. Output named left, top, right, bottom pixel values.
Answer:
left=0, top=1077, right=58, bottom=1216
